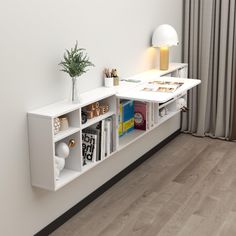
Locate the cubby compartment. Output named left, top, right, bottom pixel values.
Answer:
left=118, top=99, right=150, bottom=150
left=82, top=114, right=117, bottom=172
left=81, top=95, right=116, bottom=129
left=54, top=131, right=82, bottom=190
left=54, top=109, right=81, bottom=142
left=157, top=93, right=187, bottom=125
left=158, top=102, right=177, bottom=123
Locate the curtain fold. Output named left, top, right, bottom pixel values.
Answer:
left=183, top=0, right=236, bottom=140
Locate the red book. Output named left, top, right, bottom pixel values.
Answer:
left=134, top=101, right=146, bottom=130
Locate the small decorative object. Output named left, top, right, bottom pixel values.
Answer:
left=81, top=111, right=88, bottom=124
left=111, top=69, right=119, bottom=86
left=94, top=108, right=100, bottom=117
left=104, top=104, right=109, bottom=112
left=100, top=104, right=109, bottom=114
left=159, top=108, right=166, bottom=117
left=87, top=110, right=94, bottom=119
left=87, top=102, right=98, bottom=111
left=95, top=102, right=100, bottom=109
left=59, top=117, right=69, bottom=131
left=56, top=142, right=70, bottom=158
left=100, top=106, right=106, bottom=115
left=55, top=139, right=76, bottom=180
left=54, top=117, right=61, bottom=135
left=54, top=156, right=66, bottom=180
left=85, top=102, right=109, bottom=119
left=104, top=68, right=120, bottom=86
left=59, top=41, right=94, bottom=103
left=176, top=98, right=188, bottom=112
left=165, top=107, right=169, bottom=115
left=68, top=139, right=76, bottom=148
left=104, top=68, right=114, bottom=87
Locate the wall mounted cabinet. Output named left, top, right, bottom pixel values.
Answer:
left=28, top=63, right=200, bottom=191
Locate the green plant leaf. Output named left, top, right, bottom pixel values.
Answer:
left=59, top=41, right=94, bottom=78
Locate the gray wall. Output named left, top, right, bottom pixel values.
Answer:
left=0, top=0, right=183, bottom=235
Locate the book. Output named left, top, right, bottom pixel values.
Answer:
left=142, top=81, right=184, bottom=93
left=134, top=101, right=147, bottom=130
left=85, top=122, right=101, bottom=161
left=119, top=103, right=123, bottom=137
left=100, top=119, right=105, bottom=160
left=104, top=117, right=113, bottom=157
left=120, top=100, right=134, bottom=136
left=82, top=132, right=97, bottom=165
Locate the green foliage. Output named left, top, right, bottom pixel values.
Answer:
left=59, top=41, right=94, bottom=78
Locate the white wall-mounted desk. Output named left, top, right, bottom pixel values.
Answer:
left=28, top=63, right=201, bottom=191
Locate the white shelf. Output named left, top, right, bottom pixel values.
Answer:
left=55, top=169, right=81, bottom=190
left=28, top=63, right=198, bottom=191
left=28, top=87, right=116, bottom=118
left=159, top=92, right=187, bottom=109
left=119, top=129, right=146, bottom=150
left=81, top=151, right=117, bottom=173
left=158, top=110, right=181, bottom=126
left=82, top=111, right=115, bottom=129
left=54, top=127, right=80, bottom=142
left=82, top=161, right=98, bottom=172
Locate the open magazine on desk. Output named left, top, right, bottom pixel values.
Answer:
left=142, top=81, right=184, bottom=93
left=116, top=77, right=201, bottom=103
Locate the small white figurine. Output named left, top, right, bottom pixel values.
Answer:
left=176, top=98, right=187, bottom=111
left=54, top=139, right=76, bottom=180
left=159, top=108, right=166, bottom=117
left=54, top=156, right=66, bottom=180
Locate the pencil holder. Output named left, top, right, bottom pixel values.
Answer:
left=104, top=77, right=114, bottom=87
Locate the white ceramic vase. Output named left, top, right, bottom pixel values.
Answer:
left=71, top=77, right=81, bottom=103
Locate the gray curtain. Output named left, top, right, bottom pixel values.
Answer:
left=183, top=0, right=236, bottom=140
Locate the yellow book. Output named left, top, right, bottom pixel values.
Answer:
left=119, top=103, right=123, bottom=136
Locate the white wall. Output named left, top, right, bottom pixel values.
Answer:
left=0, top=0, right=183, bottom=235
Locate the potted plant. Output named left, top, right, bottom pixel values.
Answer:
left=59, top=41, right=94, bottom=103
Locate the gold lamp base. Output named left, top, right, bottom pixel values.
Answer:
left=160, top=47, right=169, bottom=70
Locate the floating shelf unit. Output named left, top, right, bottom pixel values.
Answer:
left=28, top=63, right=200, bottom=191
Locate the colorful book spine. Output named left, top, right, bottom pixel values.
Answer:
left=82, top=132, right=97, bottom=164
left=119, top=103, right=123, bottom=137
left=104, top=118, right=112, bottom=157
left=134, top=101, right=147, bottom=130
left=121, top=100, right=134, bottom=135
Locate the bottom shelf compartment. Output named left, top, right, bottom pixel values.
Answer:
left=55, top=169, right=81, bottom=190
left=119, top=129, right=146, bottom=150
left=158, top=110, right=181, bottom=125
left=82, top=160, right=98, bottom=172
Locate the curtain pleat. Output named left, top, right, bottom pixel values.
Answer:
left=229, top=0, right=236, bottom=139
left=183, top=0, right=236, bottom=140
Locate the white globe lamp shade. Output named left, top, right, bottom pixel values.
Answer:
left=152, top=24, right=179, bottom=48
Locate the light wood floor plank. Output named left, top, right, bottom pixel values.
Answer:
left=51, top=134, right=236, bottom=236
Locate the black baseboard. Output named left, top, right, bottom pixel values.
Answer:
left=35, top=130, right=180, bottom=236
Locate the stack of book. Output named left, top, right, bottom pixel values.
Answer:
left=82, top=117, right=114, bottom=166
left=119, top=100, right=134, bottom=137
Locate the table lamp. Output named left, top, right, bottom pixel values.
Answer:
left=152, top=24, right=179, bottom=70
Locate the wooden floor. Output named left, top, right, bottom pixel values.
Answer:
left=51, top=134, right=236, bottom=236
